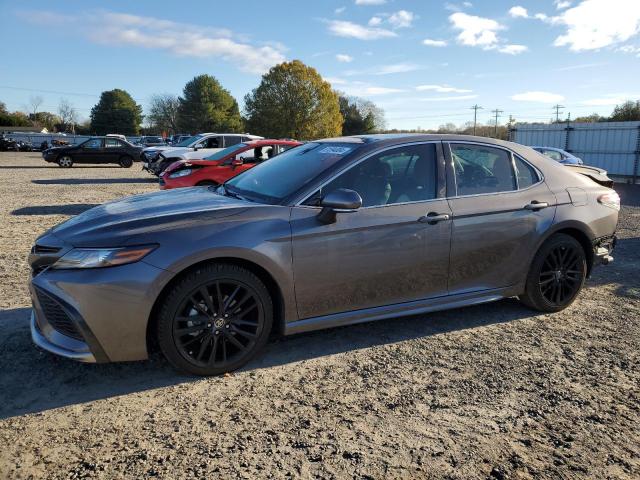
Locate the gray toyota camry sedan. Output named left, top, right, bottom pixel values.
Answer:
left=28, top=134, right=619, bottom=375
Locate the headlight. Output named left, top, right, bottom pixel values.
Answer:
left=169, top=168, right=192, bottom=179
left=51, top=245, right=158, bottom=269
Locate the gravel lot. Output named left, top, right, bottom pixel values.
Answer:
left=0, top=152, right=638, bottom=479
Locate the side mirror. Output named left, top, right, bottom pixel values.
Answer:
left=317, top=189, right=362, bottom=224
left=232, top=156, right=244, bottom=167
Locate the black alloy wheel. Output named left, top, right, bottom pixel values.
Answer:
left=519, top=233, right=586, bottom=312
left=158, top=264, right=273, bottom=376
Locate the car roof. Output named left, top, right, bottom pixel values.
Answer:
left=317, top=133, right=521, bottom=148
left=244, top=139, right=302, bottom=146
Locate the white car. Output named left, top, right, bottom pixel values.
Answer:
left=142, top=133, right=262, bottom=164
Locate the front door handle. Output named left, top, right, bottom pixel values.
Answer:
left=524, top=201, right=549, bottom=211
left=418, top=212, right=451, bottom=224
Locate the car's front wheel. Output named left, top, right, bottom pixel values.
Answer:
left=157, top=263, right=273, bottom=376
left=519, top=233, right=587, bottom=312
left=57, top=155, right=73, bottom=168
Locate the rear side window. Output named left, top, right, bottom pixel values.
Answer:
left=451, top=144, right=516, bottom=196
left=224, top=136, right=242, bottom=147
left=514, top=156, right=539, bottom=189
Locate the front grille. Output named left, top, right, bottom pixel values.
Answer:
left=35, top=289, right=83, bottom=341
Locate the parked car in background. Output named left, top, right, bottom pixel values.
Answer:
left=532, top=146, right=583, bottom=165
left=29, top=134, right=618, bottom=376
left=138, top=136, right=166, bottom=147
left=160, top=139, right=302, bottom=189
left=42, top=137, right=143, bottom=167
left=142, top=133, right=263, bottom=175
left=168, top=134, right=192, bottom=145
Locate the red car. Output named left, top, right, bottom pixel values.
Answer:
left=159, top=139, right=302, bottom=190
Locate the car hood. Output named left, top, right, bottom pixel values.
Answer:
left=144, top=146, right=190, bottom=155
left=163, top=159, right=223, bottom=174
left=42, top=187, right=252, bottom=247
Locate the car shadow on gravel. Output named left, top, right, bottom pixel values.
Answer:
left=32, top=178, right=157, bottom=185
left=0, top=298, right=539, bottom=420
left=0, top=165, right=120, bottom=169
left=12, top=204, right=100, bottom=215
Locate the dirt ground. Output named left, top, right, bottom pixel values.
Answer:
left=0, top=152, right=638, bottom=479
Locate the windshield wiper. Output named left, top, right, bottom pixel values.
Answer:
left=220, top=185, right=248, bottom=201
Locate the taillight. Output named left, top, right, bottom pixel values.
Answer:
left=598, top=191, right=620, bottom=211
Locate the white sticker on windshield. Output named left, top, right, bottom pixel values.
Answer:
left=318, top=146, right=352, bottom=155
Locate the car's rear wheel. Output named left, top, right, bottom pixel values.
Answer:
left=119, top=155, right=133, bottom=168
left=57, top=155, right=73, bottom=168
left=157, top=263, right=273, bottom=376
left=519, top=233, right=586, bottom=312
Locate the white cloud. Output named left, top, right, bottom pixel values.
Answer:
left=416, top=84, right=472, bottom=93
left=363, top=86, right=405, bottom=95
left=449, top=12, right=504, bottom=48
left=376, top=63, right=420, bottom=74
left=553, top=0, right=640, bottom=51
left=423, top=38, right=448, bottom=47
left=388, top=10, right=415, bottom=28
left=508, top=6, right=529, bottom=18
left=355, top=0, right=386, bottom=4
left=325, top=76, right=348, bottom=85
left=511, top=91, right=565, bottom=103
left=368, top=16, right=382, bottom=26
left=339, top=81, right=404, bottom=96
left=335, top=6, right=346, bottom=14
left=336, top=53, right=353, bottom=62
left=555, top=0, right=572, bottom=9
left=582, top=93, right=640, bottom=105
left=534, top=13, right=549, bottom=21
left=498, top=44, right=528, bottom=54
left=418, top=95, right=478, bottom=102
left=327, top=20, right=397, bottom=40
left=463, top=2, right=473, bottom=7
left=22, top=10, right=285, bottom=74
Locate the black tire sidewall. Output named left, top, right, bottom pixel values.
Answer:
left=157, top=263, right=273, bottom=376
left=522, top=233, right=587, bottom=312
left=119, top=156, right=133, bottom=168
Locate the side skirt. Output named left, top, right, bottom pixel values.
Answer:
left=284, top=285, right=522, bottom=336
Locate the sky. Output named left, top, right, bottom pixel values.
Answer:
left=1, top=0, right=639, bottom=130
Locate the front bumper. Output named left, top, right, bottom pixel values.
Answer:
left=31, top=310, right=96, bottom=362
left=29, top=259, right=171, bottom=363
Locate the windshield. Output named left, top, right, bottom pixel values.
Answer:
left=225, top=142, right=359, bottom=204
left=204, top=143, right=247, bottom=161
left=174, top=135, right=200, bottom=147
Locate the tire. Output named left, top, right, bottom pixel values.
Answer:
left=157, top=263, right=273, bottom=376
left=57, top=155, right=73, bottom=168
left=119, top=156, right=133, bottom=168
left=519, top=233, right=587, bottom=312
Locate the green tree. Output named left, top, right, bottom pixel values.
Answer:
left=0, top=102, right=31, bottom=127
left=609, top=100, right=640, bottom=121
left=29, top=112, right=61, bottom=131
left=339, top=95, right=376, bottom=135
left=177, top=75, right=243, bottom=133
left=90, top=89, right=143, bottom=135
left=244, top=60, right=342, bottom=139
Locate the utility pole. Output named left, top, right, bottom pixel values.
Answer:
left=471, top=104, right=483, bottom=135
left=491, top=109, right=504, bottom=137
left=553, top=104, right=565, bottom=123
left=506, top=114, right=515, bottom=141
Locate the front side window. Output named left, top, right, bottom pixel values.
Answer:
left=318, top=144, right=437, bottom=207
left=204, top=137, right=221, bottom=148
left=451, top=144, right=516, bottom=196
left=83, top=138, right=102, bottom=149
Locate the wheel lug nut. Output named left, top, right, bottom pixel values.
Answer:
left=224, top=314, right=228, bottom=318
left=225, top=324, right=229, bottom=328
left=215, top=330, right=220, bottom=335
left=207, top=323, right=211, bottom=327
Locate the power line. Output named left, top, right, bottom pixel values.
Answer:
left=470, top=104, right=483, bottom=135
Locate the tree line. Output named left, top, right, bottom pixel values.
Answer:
left=87, top=60, right=385, bottom=139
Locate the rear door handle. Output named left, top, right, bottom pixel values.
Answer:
left=524, top=201, right=549, bottom=211
left=418, top=212, right=451, bottom=224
